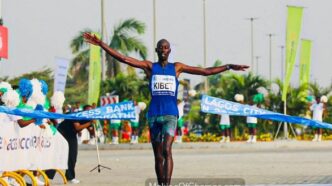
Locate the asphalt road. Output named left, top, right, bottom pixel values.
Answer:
left=50, top=141, right=332, bottom=186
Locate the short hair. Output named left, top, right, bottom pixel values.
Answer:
left=157, top=39, right=170, bottom=47
left=83, top=104, right=92, bottom=110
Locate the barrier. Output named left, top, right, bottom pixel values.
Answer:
left=0, top=113, right=68, bottom=172
left=1, top=171, right=26, bottom=186
left=16, top=170, right=36, bottom=186
left=0, top=101, right=135, bottom=120
left=201, top=95, right=332, bottom=129
left=0, top=177, right=9, bottom=186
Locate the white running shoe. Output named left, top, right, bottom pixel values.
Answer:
left=225, top=136, right=230, bottom=143
left=112, top=137, right=119, bottom=144
left=176, top=136, right=182, bottom=143
left=251, top=135, right=257, bottom=143
left=130, top=137, right=135, bottom=144
left=312, top=134, right=318, bottom=142
left=35, top=177, right=45, bottom=186
left=318, top=134, right=322, bottom=142
left=89, top=137, right=96, bottom=145
left=7, top=177, right=20, bottom=186
left=219, top=136, right=226, bottom=143
left=246, top=135, right=252, bottom=143
left=68, top=178, right=80, bottom=184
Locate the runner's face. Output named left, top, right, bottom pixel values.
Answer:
left=156, top=41, right=171, bottom=62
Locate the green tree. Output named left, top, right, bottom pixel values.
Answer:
left=69, top=18, right=147, bottom=82
left=67, top=18, right=148, bottom=104
left=192, top=68, right=268, bottom=137
left=101, top=72, right=150, bottom=127
left=107, top=19, right=147, bottom=77
left=101, top=72, right=149, bottom=102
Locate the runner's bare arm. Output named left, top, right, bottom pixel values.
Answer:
left=175, top=62, right=249, bottom=76
left=83, top=33, right=152, bottom=71
left=17, top=118, right=36, bottom=128
left=73, top=121, right=92, bottom=132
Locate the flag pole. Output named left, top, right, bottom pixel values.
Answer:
left=283, top=100, right=288, bottom=139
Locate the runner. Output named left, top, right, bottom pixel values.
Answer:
left=83, top=33, right=248, bottom=185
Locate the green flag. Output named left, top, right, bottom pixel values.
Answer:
left=299, top=39, right=312, bottom=86
left=88, top=33, right=102, bottom=105
left=282, top=6, right=304, bottom=101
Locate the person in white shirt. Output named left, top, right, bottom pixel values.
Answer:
left=130, top=102, right=141, bottom=144
left=110, top=119, right=121, bottom=144
left=234, top=94, right=257, bottom=143
left=310, top=96, right=327, bottom=142
left=219, top=114, right=231, bottom=143
left=175, top=99, right=185, bottom=143
left=246, top=94, right=264, bottom=143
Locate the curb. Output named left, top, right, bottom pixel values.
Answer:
left=78, top=140, right=332, bottom=151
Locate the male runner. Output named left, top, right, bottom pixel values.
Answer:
left=83, top=33, right=248, bottom=185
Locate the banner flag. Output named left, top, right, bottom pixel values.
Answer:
left=0, top=25, right=8, bottom=59
left=88, top=32, right=102, bottom=105
left=0, top=101, right=136, bottom=120
left=299, top=39, right=312, bottom=86
left=282, top=6, right=304, bottom=101
left=54, top=57, right=70, bottom=93
left=201, top=95, right=332, bottom=130
left=0, top=114, right=68, bottom=171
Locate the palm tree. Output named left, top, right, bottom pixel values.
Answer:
left=286, top=84, right=309, bottom=116
left=309, top=82, right=332, bottom=99
left=227, top=73, right=268, bottom=102
left=101, top=72, right=149, bottom=101
left=205, top=72, right=268, bottom=137
left=69, top=18, right=147, bottom=83
left=69, top=29, right=92, bottom=84
left=107, top=19, right=147, bottom=77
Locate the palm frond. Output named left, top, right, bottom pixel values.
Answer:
left=70, top=28, right=94, bottom=54
left=113, top=18, right=145, bottom=36
left=69, top=49, right=89, bottom=81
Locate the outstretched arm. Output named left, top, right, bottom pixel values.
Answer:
left=175, top=63, right=249, bottom=76
left=83, top=33, right=152, bottom=71
left=73, top=121, right=92, bottom=132
left=17, top=118, right=36, bottom=128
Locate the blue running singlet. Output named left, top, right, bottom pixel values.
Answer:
left=148, top=62, right=179, bottom=117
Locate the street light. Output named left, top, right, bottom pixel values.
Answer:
left=246, top=17, right=258, bottom=72
left=203, top=0, right=208, bottom=93
left=267, top=33, right=275, bottom=82
left=101, top=0, right=107, bottom=80
left=279, top=45, right=285, bottom=81
left=255, top=56, right=260, bottom=76
left=153, top=0, right=157, bottom=61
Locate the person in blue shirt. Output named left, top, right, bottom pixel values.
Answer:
left=83, top=33, right=248, bottom=186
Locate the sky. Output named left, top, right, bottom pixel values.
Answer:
left=1, top=0, right=332, bottom=88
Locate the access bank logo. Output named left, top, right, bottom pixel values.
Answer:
left=0, top=136, right=52, bottom=151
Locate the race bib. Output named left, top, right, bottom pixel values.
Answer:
left=151, top=75, right=176, bottom=96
